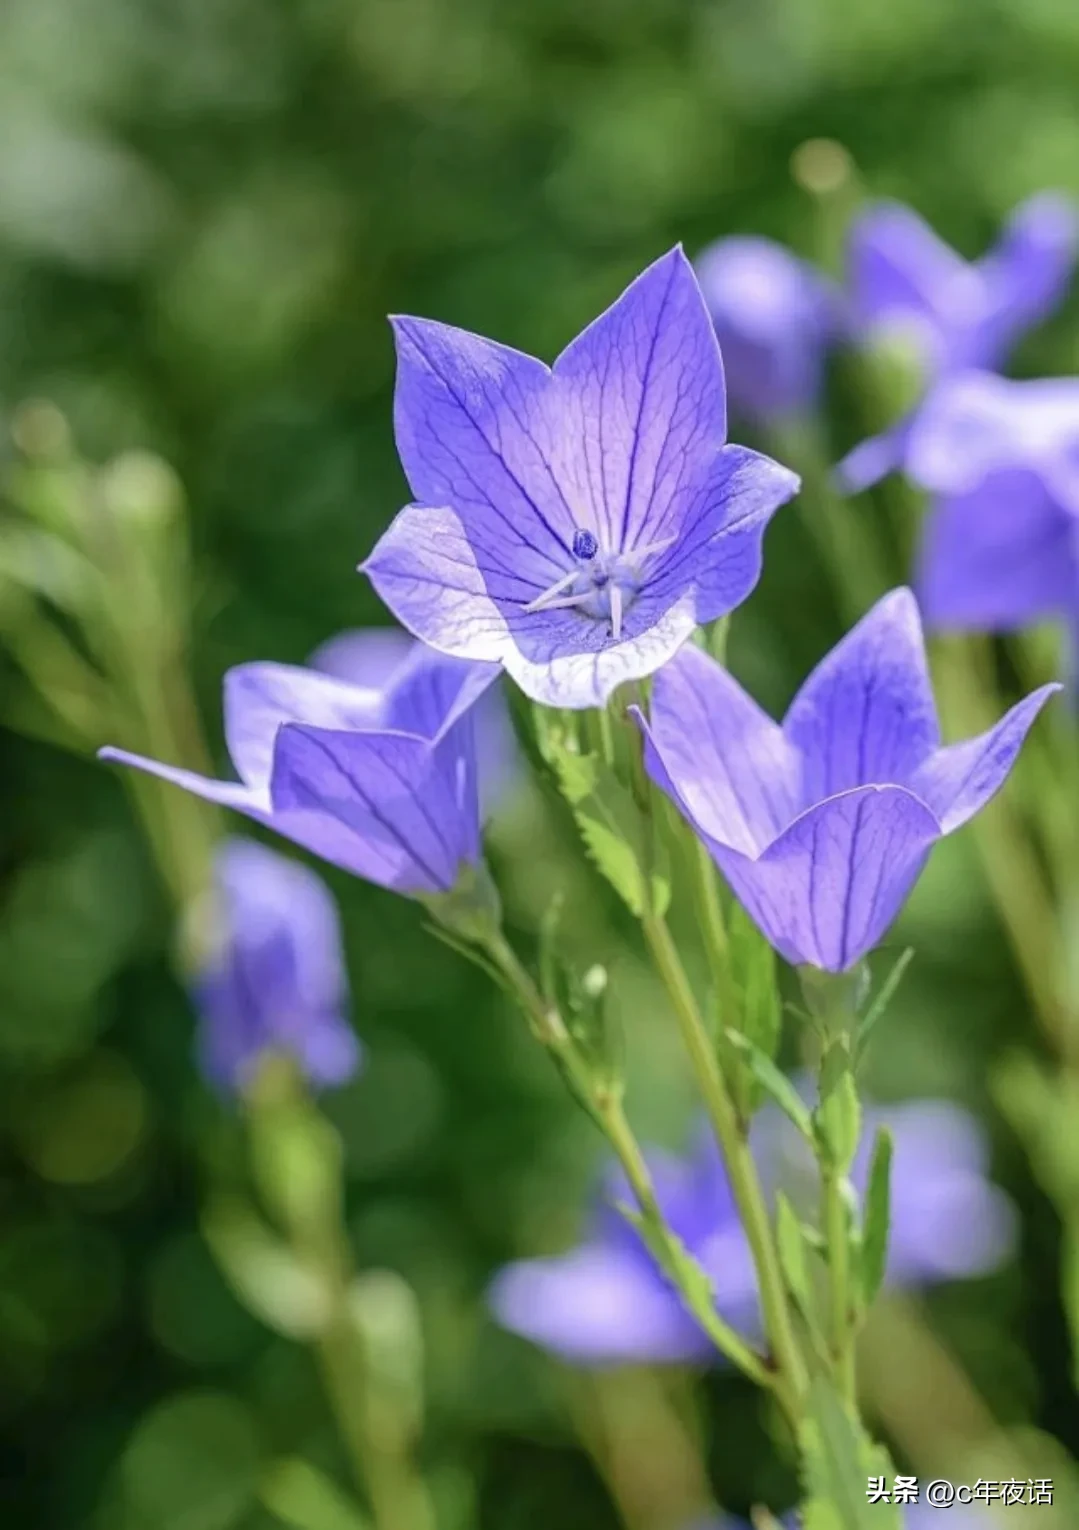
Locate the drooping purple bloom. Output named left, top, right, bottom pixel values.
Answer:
left=694, top=236, right=842, bottom=425
left=363, top=248, right=799, bottom=709
left=191, top=837, right=360, bottom=1094
left=839, top=193, right=1079, bottom=493
left=637, top=589, right=1057, bottom=972
left=311, top=626, right=520, bottom=813
left=488, top=1125, right=758, bottom=1366
left=99, top=645, right=498, bottom=896
left=490, top=1091, right=1013, bottom=1366
left=903, top=370, right=1079, bottom=652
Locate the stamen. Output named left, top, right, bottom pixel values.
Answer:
left=524, top=569, right=582, bottom=612
left=572, top=527, right=598, bottom=561
left=628, top=533, right=677, bottom=567
left=609, top=583, right=623, bottom=641
left=526, top=592, right=594, bottom=614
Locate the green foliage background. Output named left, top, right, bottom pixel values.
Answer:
left=3, top=0, right=1079, bottom=1524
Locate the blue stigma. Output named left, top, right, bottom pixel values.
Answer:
left=572, top=528, right=598, bottom=561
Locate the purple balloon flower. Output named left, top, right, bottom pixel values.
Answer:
left=99, top=645, right=498, bottom=896
left=839, top=193, right=1079, bottom=493
left=489, top=1126, right=758, bottom=1366
left=191, top=837, right=360, bottom=1094
left=490, top=1092, right=1013, bottom=1367
left=310, top=626, right=520, bottom=814
left=363, top=248, right=799, bottom=709
left=637, top=589, right=1057, bottom=972
left=694, top=236, right=842, bottom=425
left=903, top=370, right=1079, bottom=647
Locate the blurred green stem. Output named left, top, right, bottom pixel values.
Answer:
left=481, top=928, right=775, bottom=1391
left=769, top=420, right=892, bottom=627
left=568, top=1368, right=719, bottom=1530
left=638, top=908, right=807, bottom=1423
left=246, top=1069, right=437, bottom=1530
left=932, top=634, right=1069, bottom=1053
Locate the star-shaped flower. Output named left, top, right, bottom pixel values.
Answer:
left=838, top=193, right=1078, bottom=493
left=636, top=589, right=1057, bottom=972
left=100, top=645, right=498, bottom=897
left=903, top=370, right=1079, bottom=649
left=363, top=248, right=799, bottom=709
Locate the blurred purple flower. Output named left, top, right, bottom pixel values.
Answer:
left=192, top=837, right=360, bottom=1094
left=764, top=1087, right=1015, bottom=1287
left=637, top=589, right=1056, bottom=972
left=488, top=1125, right=758, bottom=1366
left=311, top=626, right=520, bottom=813
left=363, top=248, right=799, bottom=709
left=839, top=193, right=1079, bottom=493
left=490, top=1090, right=1014, bottom=1366
left=903, top=371, right=1079, bottom=652
left=100, top=646, right=498, bottom=896
left=694, top=236, right=842, bottom=425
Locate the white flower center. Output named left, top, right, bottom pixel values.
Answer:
left=523, top=529, right=676, bottom=640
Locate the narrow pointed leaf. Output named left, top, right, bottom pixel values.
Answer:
left=775, top=1190, right=814, bottom=1319
left=260, top=1458, right=371, bottom=1530
left=859, top=1127, right=893, bottom=1309
left=725, top=1031, right=813, bottom=1141
left=855, top=948, right=915, bottom=1063
left=800, top=1378, right=902, bottom=1530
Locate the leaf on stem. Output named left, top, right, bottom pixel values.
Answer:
left=854, top=948, right=914, bottom=1064
left=858, top=1127, right=893, bottom=1310
left=799, top=1377, right=902, bottom=1530
left=814, top=1071, right=861, bottom=1175
left=260, top=1457, right=372, bottom=1530
left=726, top=1030, right=814, bottom=1142
left=546, top=734, right=670, bottom=916
left=202, top=1198, right=331, bottom=1339
left=775, top=1190, right=814, bottom=1319
left=729, top=899, right=781, bottom=1063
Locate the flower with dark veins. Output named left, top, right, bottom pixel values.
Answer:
left=363, top=248, right=800, bottom=709
left=636, top=589, right=1058, bottom=972
left=99, top=645, right=498, bottom=898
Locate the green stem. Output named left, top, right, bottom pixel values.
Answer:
left=315, top=1322, right=436, bottom=1530
left=482, top=929, right=775, bottom=1391
left=688, top=836, right=740, bottom=1033
left=250, top=1074, right=437, bottom=1530
left=770, top=420, right=892, bottom=627
left=823, top=1164, right=855, bottom=1405
left=639, top=910, right=807, bottom=1421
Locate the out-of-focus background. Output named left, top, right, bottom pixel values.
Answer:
left=3, top=1, right=1079, bottom=1526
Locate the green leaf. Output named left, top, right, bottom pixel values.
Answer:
left=202, top=1199, right=331, bottom=1339
left=728, top=898, right=781, bottom=1063
left=799, top=1377, right=902, bottom=1530
left=858, top=1128, right=893, bottom=1310
left=546, top=735, right=669, bottom=917
left=260, top=1458, right=371, bottom=1530
left=814, top=1071, right=861, bottom=1174
left=818, top=1042, right=850, bottom=1104
left=854, top=948, right=914, bottom=1063
left=775, top=1190, right=814, bottom=1317
left=725, top=1031, right=813, bottom=1141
